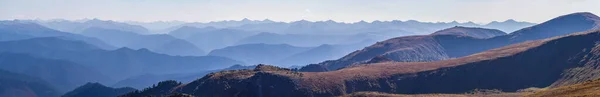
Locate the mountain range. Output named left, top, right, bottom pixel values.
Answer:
left=5, top=11, right=599, bottom=97
left=0, top=69, right=61, bottom=97
left=112, top=12, right=600, bottom=97
left=0, top=36, right=244, bottom=93
left=81, top=27, right=206, bottom=56
left=301, top=12, right=600, bottom=71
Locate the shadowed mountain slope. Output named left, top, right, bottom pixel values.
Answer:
left=302, top=12, right=600, bottom=72
left=0, top=37, right=244, bottom=81
left=0, top=53, right=110, bottom=92
left=0, top=70, right=61, bottom=97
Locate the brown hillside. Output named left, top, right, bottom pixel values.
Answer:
left=526, top=79, right=600, bottom=97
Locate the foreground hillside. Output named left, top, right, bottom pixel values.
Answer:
left=341, top=92, right=524, bottom=97
left=302, top=12, right=600, bottom=71
left=123, top=29, right=600, bottom=97
left=526, top=79, right=600, bottom=97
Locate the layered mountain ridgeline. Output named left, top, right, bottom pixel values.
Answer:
left=112, top=64, right=256, bottom=89
left=209, top=39, right=375, bottom=67
left=174, top=28, right=260, bottom=51
left=0, top=21, right=114, bottom=49
left=430, top=26, right=507, bottom=38
left=225, top=18, right=531, bottom=35
left=236, top=32, right=381, bottom=47
left=124, top=29, right=600, bottom=97
left=208, top=43, right=313, bottom=65
left=302, top=12, right=600, bottom=72
left=526, top=79, right=600, bottom=97
left=0, top=69, right=61, bottom=97
left=276, top=40, right=376, bottom=67
left=0, top=53, right=110, bottom=92
left=62, top=83, right=136, bottom=97
left=82, top=27, right=205, bottom=56
left=168, top=26, right=218, bottom=39
left=124, top=21, right=186, bottom=33
left=483, top=19, right=537, bottom=33
left=161, top=17, right=533, bottom=35
left=35, top=19, right=150, bottom=34
left=0, top=37, right=244, bottom=81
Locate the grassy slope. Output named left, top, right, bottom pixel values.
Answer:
left=526, top=79, right=600, bottom=97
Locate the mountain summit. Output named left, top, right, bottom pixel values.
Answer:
left=431, top=26, right=506, bottom=38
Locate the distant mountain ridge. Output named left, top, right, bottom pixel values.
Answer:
left=208, top=43, right=313, bottom=65
left=431, top=26, right=507, bottom=38
left=0, top=37, right=244, bottom=81
left=0, top=21, right=114, bottom=49
left=81, top=27, right=206, bottom=56
left=35, top=19, right=150, bottom=34
left=301, top=12, right=600, bottom=71
left=166, top=18, right=534, bottom=35
left=0, top=53, right=110, bottom=92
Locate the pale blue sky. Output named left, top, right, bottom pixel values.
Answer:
left=1, top=0, right=599, bottom=23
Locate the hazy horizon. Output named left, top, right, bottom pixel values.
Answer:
left=2, top=0, right=599, bottom=23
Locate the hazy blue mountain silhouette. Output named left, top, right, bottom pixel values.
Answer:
left=0, top=69, right=61, bottom=97
left=62, top=83, right=136, bottom=97
left=0, top=53, right=110, bottom=92
left=124, top=21, right=186, bottom=34
left=36, top=19, right=150, bottom=34
left=0, top=21, right=114, bottom=49
left=0, top=37, right=244, bottom=81
left=483, top=19, right=536, bottom=33
left=236, top=32, right=380, bottom=47
left=179, top=28, right=260, bottom=51
left=225, top=19, right=533, bottom=36
left=0, top=32, right=33, bottom=41
left=163, top=18, right=276, bottom=33
left=168, top=26, right=218, bottom=39
left=276, top=39, right=376, bottom=67
left=209, top=43, right=313, bottom=65
left=81, top=27, right=206, bottom=56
